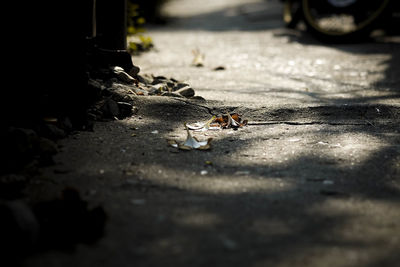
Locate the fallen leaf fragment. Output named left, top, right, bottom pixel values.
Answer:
left=192, top=48, right=205, bottom=67
left=168, top=124, right=212, bottom=150
left=167, top=140, right=179, bottom=148
left=214, top=113, right=248, bottom=129
left=186, top=116, right=219, bottom=131
left=227, top=113, right=240, bottom=128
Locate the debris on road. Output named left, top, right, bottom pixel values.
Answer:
left=167, top=112, right=248, bottom=150
left=214, top=113, right=248, bottom=129
left=112, top=66, right=137, bottom=84
left=200, top=170, right=208, bottom=175
left=192, top=48, right=205, bottom=67
left=87, top=66, right=202, bottom=122
left=168, top=124, right=212, bottom=150
left=186, top=113, right=248, bottom=132
left=213, top=66, right=226, bottom=71
left=186, top=116, right=219, bottom=131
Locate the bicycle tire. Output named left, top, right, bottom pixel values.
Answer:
left=301, top=0, right=390, bottom=43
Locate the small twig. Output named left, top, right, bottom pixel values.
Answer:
left=247, top=121, right=371, bottom=126
left=364, top=119, right=376, bottom=128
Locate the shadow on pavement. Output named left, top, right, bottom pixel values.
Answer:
left=23, top=95, right=399, bottom=266
left=19, top=0, right=400, bottom=266
left=113, top=100, right=400, bottom=266
left=162, top=0, right=400, bottom=104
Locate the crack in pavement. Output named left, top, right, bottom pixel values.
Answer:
left=247, top=121, right=374, bottom=126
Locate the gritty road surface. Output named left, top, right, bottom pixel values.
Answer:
left=24, top=0, right=400, bottom=266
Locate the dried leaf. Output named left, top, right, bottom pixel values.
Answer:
left=181, top=125, right=212, bottom=149
left=226, top=113, right=239, bottom=128
left=214, top=113, right=247, bottom=129
left=192, top=48, right=205, bottom=67
left=167, top=124, right=212, bottom=150
left=186, top=116, right=219, bottom=131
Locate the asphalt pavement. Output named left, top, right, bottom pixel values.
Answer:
left=23, top=0, right=400, bottom=266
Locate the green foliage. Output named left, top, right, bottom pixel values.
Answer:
left=128, top=0, right=169, bottom=24
left=127, top=2, right=146, bottom=35
left=127, top=2, right=154, bottom=54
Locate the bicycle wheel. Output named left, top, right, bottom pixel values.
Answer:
left=302, top=0, right=390, bottom=42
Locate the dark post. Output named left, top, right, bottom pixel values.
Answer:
left=93, top=0, right=134, bottom=72
left=96, top=0, right=127, bottom=50
left=86, top=0, right=97, bottom=39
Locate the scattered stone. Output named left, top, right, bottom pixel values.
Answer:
left=111, top=66, right=136, bottom=84
left=131, top=106, right=139, bottom=115
left=175, top=86, right=195, bottom=97
left=136, top=74, right=152, bottom=85
left=151, top=76, right=168, bottom=85
left=153, top=75, right=167, bottom=80
left=101, top=98, right=120, bottom=118
left=172, top=83, right=190, bottom=91
left=117, top=102, right=134, bottom=118
left=147, top=86, right=161, bottom=95
left=128, top=65, right=141, bottom=77
left=189, top=96, right=206, bottom=102
left=161, top=92, right=183, bottom=98
left=213, top=66, right=226, bottom=71
left=106, top=82, right=145, bottom=101
left=150, top=83, right=168, bottom=94
left=84, top=66, right=204, bottom=122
